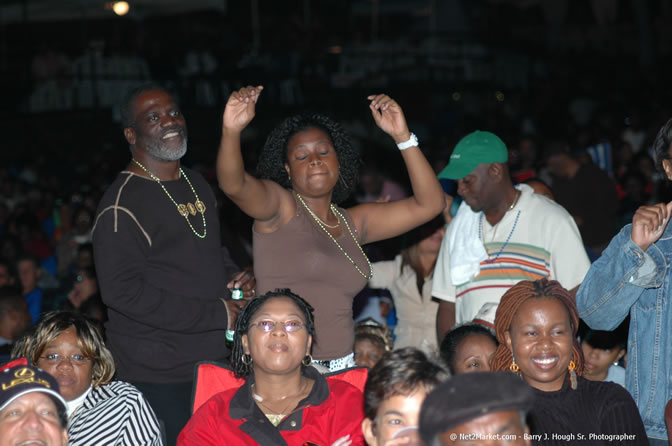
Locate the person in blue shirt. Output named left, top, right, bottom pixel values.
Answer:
left=17, top=253, right=42, bottom=324
left=577, top=117, right=672, bottom=445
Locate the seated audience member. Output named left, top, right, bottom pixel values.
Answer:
left=492, top=279, right=647, bottom=445
left=419, top=372, right=534, bottom=446
left=362, top=347, right=448, bottom=446
left=0, top=286, right=31, bottom=359
left=521, top=177, right=555, bottom=201
left=55, top=207, right=93, bottom=280
left=0, top=358, right=69, bottom=446
left=16, top=253, right=43, bottom=324
left=579, top=319, right=627, bottom=387
left=368, top=217, right=445, bottom=355
left=440, top=323, right=497, bottom=375
left=78, top=293, right=107, bottom=331
left=62, top=266, right=107, bottom=324
left=12, top=311, right=162, bottom=445
left=354, top=317, right=393, bottom=369
left=0, top=259, right=15, bottom=287
left=178, top=289, right=365, bottom=445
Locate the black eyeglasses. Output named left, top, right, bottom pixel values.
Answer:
left=250, top=320, right=305, bottom=333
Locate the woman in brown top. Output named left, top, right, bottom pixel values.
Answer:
left=217, top=86, right=445, bottom=370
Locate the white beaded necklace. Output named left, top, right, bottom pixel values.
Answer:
left=132, top=159, right=207, bottom=239
left=296, top=192, right=373, bottom=280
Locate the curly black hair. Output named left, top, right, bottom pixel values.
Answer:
left=230, top=288, right=316, bottom=378
left=256, top=113, right=362, bottom=204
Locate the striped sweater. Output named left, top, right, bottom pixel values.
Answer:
left=68, top=380, right=162, bottom=445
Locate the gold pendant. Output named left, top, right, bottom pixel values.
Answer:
left=195, top=200, right=206, bottom=214
left=177, top=204, right=189, bottom=217
left=187, top=202, right=197, bottom=216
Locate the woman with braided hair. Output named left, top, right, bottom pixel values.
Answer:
left=492, top=279, right=647, bottom=445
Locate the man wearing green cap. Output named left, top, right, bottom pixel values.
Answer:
left=433, top=131, right=590, bottom=338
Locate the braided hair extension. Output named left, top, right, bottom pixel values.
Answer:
left=491, top=279, right=584, bottom=376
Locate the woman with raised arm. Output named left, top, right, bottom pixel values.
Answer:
left=218, top=86, right=445, bottom=371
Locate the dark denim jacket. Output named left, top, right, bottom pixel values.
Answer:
left=577, top=224, right=671, bottom=441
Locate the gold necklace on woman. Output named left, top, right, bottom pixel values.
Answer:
left=132, top=159, right=207, bottom=239
left=251, top=383, right=307, bottom=427
left=295, top=192, right=372, bottom=280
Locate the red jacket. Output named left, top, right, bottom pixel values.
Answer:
left=178, top=366, right=366, bottom=446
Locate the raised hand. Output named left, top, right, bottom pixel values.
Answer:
left=631, top=202, right=672, bottom=252
left=367, top=94, right=411, bottom=143
left=223, top=85, right=264, bottom=133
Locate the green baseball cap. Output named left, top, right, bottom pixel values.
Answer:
left=438, top=130, right=508, bottom=180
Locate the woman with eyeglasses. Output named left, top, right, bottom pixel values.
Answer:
left=178, top=289, right=366, bottom=445
left=12, top=311, right=162, bottom=445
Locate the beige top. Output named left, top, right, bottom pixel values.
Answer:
left=253, top=195, right=369, bottom=360
left=370, top=254, right=439, bottom=355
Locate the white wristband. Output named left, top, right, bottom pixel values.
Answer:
left=396, top=132, right=418, bottom=150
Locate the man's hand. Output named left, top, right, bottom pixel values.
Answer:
left=367, top=94, right=411, bottom=144
left=223, top=299, right=244, bottom=330
left=67, top=289, right=85, bottom=309
left=631, top=202, right=672, bottom=252
left=222, top=85, right=263, bottom=133
left=227, top=267, right=256, bottom=299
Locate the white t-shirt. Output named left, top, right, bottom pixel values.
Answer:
left=432, top=184, right=590, bottom=324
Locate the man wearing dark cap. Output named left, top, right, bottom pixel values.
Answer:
left=0, top=358, right=68, bottom=446
left=432, top=130, right=589, bottom=339
left=420, top=372, right=533, bottom=445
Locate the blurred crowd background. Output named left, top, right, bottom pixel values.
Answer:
left=2, top=0, right=672, bottom=323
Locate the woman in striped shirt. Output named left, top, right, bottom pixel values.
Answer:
left=13, top=311, right=162, bottom=445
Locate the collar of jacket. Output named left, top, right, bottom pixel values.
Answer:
left=229, top=366, right=329, bottom=445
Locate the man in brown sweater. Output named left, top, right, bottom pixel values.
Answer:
left=93, top=83, right=253, bottom=445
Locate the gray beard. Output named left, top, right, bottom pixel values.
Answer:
left=145, top=136, right=188, bottom=161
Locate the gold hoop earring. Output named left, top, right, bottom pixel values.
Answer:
left=509, top=356, right=520, bottom=373
left=241, top=354, right=252, bottom=366
left=302, top=354, right=312, bottom=366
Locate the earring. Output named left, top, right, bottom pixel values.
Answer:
left=568, top=360, right=578, bottom=390
left=302, top=354, right=313, bottom=366
left=509, top=356, right=520, bottom=373
left=241, top=354, right=252, bottom=366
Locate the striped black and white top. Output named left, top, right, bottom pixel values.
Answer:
left=68, top=380, right=162, bottom=445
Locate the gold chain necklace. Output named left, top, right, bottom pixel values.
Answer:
left=313, top=208, right=340, bottom=229
left=296, top=192, right=372, bottom=280
left=251, top=381, right=311, bottom=426
left=132, top=159, right=207, bottom=239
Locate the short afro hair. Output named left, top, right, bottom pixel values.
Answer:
left=120, top=82, right=174, bottom=129
left=256, top=113, right=362, bottom=204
